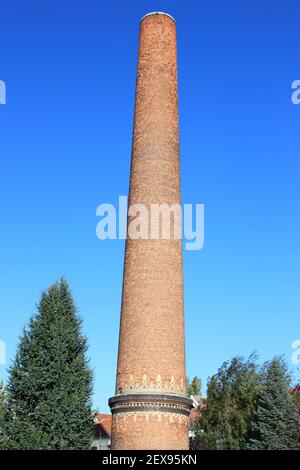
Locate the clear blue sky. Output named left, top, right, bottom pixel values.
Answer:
left=0, top=0, right=299, bottom=412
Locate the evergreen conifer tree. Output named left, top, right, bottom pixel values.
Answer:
left=247, top=357, right=300, bottom=450
left=0, top=279, right=93, bottom=450
left=0, top=381, right=6, bottom=443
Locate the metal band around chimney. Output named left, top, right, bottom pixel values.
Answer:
left=109, top=394, right=193, bottom=416
left=140, top=12, right=176, bottom=23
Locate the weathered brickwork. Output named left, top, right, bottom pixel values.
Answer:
left=111, top=413, right=190, bottom=450
left=109, top=12, right=192, bottom=450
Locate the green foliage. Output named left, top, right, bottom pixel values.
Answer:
left=0, top=279, right=93, bottom=450
left=187, top=376, right=201, bottom=397
left=0, top=381, right=6, bottom=408
left=247, top=357, right=300, bottom=450
left=0, top=381, right=6, bottom=445
left=193, top=354, right=262, bottom=450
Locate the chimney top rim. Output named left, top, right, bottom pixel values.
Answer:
left=140, top=12, right=176, bottom=23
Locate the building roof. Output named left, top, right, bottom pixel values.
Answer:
left=290, top=386, right=300, bottom=413
left=189, top=395, right=207, bottom=426
left=94, top=413, right=112, bottom=437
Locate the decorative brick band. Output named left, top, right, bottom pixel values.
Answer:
left=117, top=374, right=185, bottom=395
left=109, top=393, right=193, bottom=417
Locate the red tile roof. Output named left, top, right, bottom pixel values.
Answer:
left=94, top=413, right=112, bottom=437
left=189, top=396, right=206, bottom=426
left=290, top=386, right=300, bottom=413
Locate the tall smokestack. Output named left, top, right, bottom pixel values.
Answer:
left=109, top=12, right=192, bottom=450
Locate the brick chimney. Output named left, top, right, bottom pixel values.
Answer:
left=109, top=12, right=192, bottom=450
